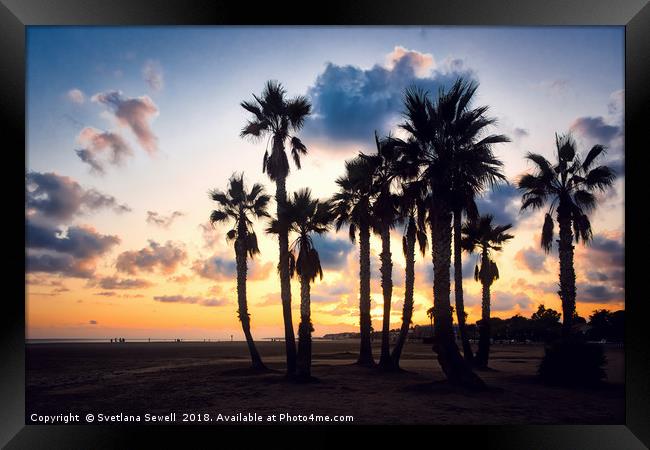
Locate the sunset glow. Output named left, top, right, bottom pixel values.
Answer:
left=26, top=26, right=624, bottom=340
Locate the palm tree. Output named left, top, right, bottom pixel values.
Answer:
left=461, top=214, right=514, bottom=368
left=363, top=133, right=402, bottom=370
left=390, top=180, right=428, bottom=368
left=332, top=155, right=377, bottom=366
left=448, top=85, right=509, bottom=365
left=426, top=306, right=435, bottom=335
left=270, top=189, right=334, bottom=380
left=400, top=79, right=504, bottom=388
left=240, top=80, right=312, bottom=375
left=518, top=133, right=615, bottom=338
left=209, top=173, right=270, bottom=371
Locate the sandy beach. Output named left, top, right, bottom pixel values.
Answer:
left=26, top=340, right=624, bottom=425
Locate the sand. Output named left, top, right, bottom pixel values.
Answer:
left=26, top=340, right=624, bottom=425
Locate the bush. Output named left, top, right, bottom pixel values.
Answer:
left=538, top=340, right=607, bottom=386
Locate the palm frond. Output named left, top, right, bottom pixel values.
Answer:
left=541, top=213, right=554, bottom=253
left=585, top=166, right=616, bottom=191
left=209, top=210, right=228, bottom=224
left=582, top=144, right=607, bottom=171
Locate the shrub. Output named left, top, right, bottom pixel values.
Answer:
left=538, top=340, right=607, bottom=386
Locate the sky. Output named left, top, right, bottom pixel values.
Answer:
left=26, top=26, right=625, bottom=340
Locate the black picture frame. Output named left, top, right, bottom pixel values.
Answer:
left=2, top=0, right=648, bottom=447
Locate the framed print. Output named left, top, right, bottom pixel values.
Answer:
left=2, top=0, right=649, bottom=447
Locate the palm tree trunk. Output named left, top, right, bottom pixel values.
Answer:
left=453, top=208, right=473, bottom=364
left=275, top=176, right=297, bottom=375
left=297, top=272, right=312, bottom=379
left=431, top=205, right=485, bottom=389
left=557, top=205, right=576, bottom=340
left=475, top=248, right=491, bottom=368
left=235, top=238, right=265, bottom=370
left=391, top=217, right=416, bottom=367
left=357, top=223, right=374, bottom=366
left=378, top=224, right=395, bottom=370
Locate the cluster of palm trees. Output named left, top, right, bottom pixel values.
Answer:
left=209, top=78, right=615, bottom=386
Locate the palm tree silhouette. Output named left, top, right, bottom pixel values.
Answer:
left=448, top=85, right=509, bottom=364
left=363, top=133, right=402, bottom=370
left=270, top=189, right=334, bottom=380
left=518, top=133, right=615, bottom=338
left=399, top=79, right=504, bottom=388
left=390, top=179, right=428, bottom=367
left=240, top=80, right=312, bottom=375
left=209, top=173, right=270, bottom=371
left=332, top=155, right=377, bottom=366
left=426, top=306, right=435, bottom=336
left=461, top=214, right=514, bottom=368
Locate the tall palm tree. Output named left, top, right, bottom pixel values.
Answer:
left=390, top=180, right=428, bottom=368
left=363, top=133, right=402, bottom=370
left=270, top=189, right=334, bottom=380
left=209, top=173, right=270, bottom=371
left=240, top=80, right=312, bottom=375
left=448, top=85, right=509, bottom=365
left=518, top=133, right=615, bottom=338
left=400, top=79, right=504, bottom=388
left=332, top=155, right=377, bottom=366
left=461, top=214, right=514, bottom=368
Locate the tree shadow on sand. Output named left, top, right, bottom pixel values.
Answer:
left=403, top=380, right=503, bottom=395
left=219, top=366, right=281, bottom=377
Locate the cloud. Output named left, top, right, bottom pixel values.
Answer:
left=76, top=127, right=134, bottom=174
left=153, top=295, right=228, bottom=307
left=142, top=60, right=164, bottom=92
left=27, top=222, right=120, bottom=259
left=92, top=90, right=159, bottom=154
left=116, top=240, right=187, bottom=275
left=146, top=210, right=185, bottom=228
left=538, top=78, right=571, bottom=96
left=26, top=223, right=119, bottom=278
left=89, top=320, right=98, bottom=325
left=462, top=257, right=478, bottom=281
left=385, top=46, right=435, bottom=77
left=571, top=232, right=624, bottom=304
left=26, top=253, right=94, bottom=278
left=26, top=172, right=131, bottom=222
left=192, top=255, right=272, bottom=281
left=607, top=89, right=624, bottom=117
left=571, top=93, right=624, bottom=178
left=67, top=88, right=85, bottom=104
left=311, top=234, right=354, bottom=269
left=192, top=256, right=236, bottom=280
left=570, top=116, right=621, bottom=145
left=199, top=222, right=219, bottom=249
left=310, top=282, right=352, bottom=304
left=95, top=276, right=152, bottom=290
left=578, top=234, right=624, bottom=282
left=490, top=291, right=535, bottom=312
left=576, top=284, right=622, bottom=303
left=515, top=247, right=547, bottom=273
left=512, top=127, right=529, bottom=140
left=249, top=260, right=274, bottom=281
left=26, top=221, right=120, bottom=278
left=304, top=46, right=475, bottom=142
left=475, top=183, right=520, bottom=226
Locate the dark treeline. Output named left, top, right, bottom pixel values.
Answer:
left=209, top=77, right=616, bottom=386
left=459, top=306, right=624, bottom=344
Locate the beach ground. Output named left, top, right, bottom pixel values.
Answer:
left=26, top=340, right=624, bottom=425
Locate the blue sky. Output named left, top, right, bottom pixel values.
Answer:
left=25, top=27, right=625, bottom=339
